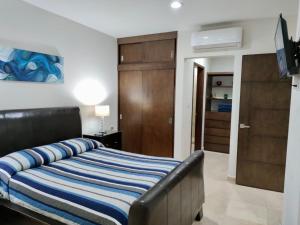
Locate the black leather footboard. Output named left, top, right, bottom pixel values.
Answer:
left=128, top=150, right=205, bottom=225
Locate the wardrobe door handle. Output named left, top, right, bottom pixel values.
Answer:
left=168, top=117, right=173, bottom=125
left=170, top=50, right=174, bottom=59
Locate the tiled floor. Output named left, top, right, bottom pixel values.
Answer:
left=193, top=151, right=283, bottom=225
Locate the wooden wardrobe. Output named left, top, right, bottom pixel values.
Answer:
left=118, top=32, right=177, bottom=157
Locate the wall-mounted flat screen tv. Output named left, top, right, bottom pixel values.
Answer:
left=275, top=14, right=298, bottom=78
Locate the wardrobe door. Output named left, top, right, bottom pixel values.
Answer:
left=144, top=40, right=176, bottom=63
left=119, top=71, right=143, bottom=153
left=119, top=43, right=144, bottom=64
left=141, top=69, right=175, bottom=157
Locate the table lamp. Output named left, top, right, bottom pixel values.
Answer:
left=95, top=105, right=110, bottom=136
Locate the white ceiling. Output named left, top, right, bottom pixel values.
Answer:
left=22, top=0, right=298, bottom=38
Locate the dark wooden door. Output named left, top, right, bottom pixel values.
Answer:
left=120, top=43, right=143, bottom=64
left=236, top=54, right=291, bottom=192
left=143, top=40, right=176, bottom=63
left=141, top=69, right=175, bottom=157
left=194, top=66, right=204, bottom=150
left=119, top=71, right=143, bottom=153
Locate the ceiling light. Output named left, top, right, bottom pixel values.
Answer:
left=171, top=1, right=183, bottom=9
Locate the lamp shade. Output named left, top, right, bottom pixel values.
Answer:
left=95, top=105, right=110, bottom=117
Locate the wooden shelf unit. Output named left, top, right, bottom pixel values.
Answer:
left=204, top=72, right=233, bottom=154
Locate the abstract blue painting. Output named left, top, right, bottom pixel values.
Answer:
left=0, top=47, right=63, bottom=83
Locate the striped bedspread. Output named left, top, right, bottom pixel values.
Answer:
left=0, top=138, right=181, bottom=225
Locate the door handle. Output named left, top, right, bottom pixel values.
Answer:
left=168, top=117, right=173, bottom=125
left=240, top=123, right=251, bottom=129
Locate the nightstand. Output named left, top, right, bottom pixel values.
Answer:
left=83, top=131, right=122, bottom=150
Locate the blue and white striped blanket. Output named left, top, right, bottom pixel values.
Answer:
left=0, top=138, right=181, bottom=225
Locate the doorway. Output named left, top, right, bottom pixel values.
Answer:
left=190, top=56, right=234, bottom=154
left=205, top=72, right=233, bottom=154
left=191, top=63, right=205, bottom=151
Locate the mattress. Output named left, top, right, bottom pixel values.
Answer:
left=0, top=138, right=181, bottom=225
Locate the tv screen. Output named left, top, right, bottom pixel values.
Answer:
left=275, top=14, right=297, bottom=78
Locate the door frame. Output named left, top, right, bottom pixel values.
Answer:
left=181, top=55, right=238, bottom=177
left=191, top=63, right=205, bottom=152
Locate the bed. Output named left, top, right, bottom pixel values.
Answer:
left=0, top=107, right=204, bottom=225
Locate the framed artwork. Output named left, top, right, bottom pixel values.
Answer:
left=0, top=47, right=64, bottom=83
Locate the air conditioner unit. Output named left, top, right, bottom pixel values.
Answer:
left=191, top=27, right=243, bottom=50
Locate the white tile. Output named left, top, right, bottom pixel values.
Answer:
left=197, top=151, right=283, bottom=225
left=267, top=208, right=282, bottom=225
left=226, top=200, right=268, bottom=224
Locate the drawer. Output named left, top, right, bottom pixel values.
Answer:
left=205, top=119, right=231, bottom=129
left=205, top=128, right=230, bottom=137
left=204, top=143, right=229, bottom=153
left=205, top=135, right=230, bottom=145
left=205, top=112, right=231, bottom=121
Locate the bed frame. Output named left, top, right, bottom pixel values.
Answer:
left=0, top=107, right=204, bottom=225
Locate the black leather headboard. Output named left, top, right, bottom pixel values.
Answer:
left=0, top=107, right=82, bottom=157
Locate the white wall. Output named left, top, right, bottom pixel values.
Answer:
left=283, top=1, right=300, bottom=224
left=182, top=58, right=210, bottom=153
left=209, top=57, right=235, bottom=73
left=174, top=17, right=297, bottom=179
left=0, top=0, right=118, bottom=134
